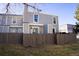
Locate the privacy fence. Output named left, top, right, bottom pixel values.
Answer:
left=0, top=33, right=23, bottom=44
left=0, top=33, right=77, bottom=46
left=23, top=33, right=77, bottom=47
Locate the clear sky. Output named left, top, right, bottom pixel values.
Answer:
left=0, top=3, right=78, bottom=25
left=38, top=3, right=78, bottom=26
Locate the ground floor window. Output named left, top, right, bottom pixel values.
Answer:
left=32, top=28, right=38, bottom=34
left=53, top=28, right=55, bottom=33
left=9, top=27, right=23, bottom=33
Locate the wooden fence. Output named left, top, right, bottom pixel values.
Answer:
left=0, top=33, right=23, bottom=44
left=0, top=33, right=77, bottom=46
left=23, top=33, right=77, bottom=47
left=57, top=33, right=77, bottom=44
left=23, top=34, right=55, bottom=47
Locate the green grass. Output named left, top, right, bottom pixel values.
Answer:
left=0, top=41, right=79, bottom=56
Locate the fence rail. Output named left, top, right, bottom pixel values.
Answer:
left=23, top=33, right=77, bottom=46
left=0, top=33, right=77, bottom=46
left=0, top=33, right=23, bottom=44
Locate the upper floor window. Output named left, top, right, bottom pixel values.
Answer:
left=34, top=15, right=38, bottom=22
left=13, top=20, right=16, bottom=23
left=12, top=16, right=17, bottom=24
left=53, top=17, right=56, bottom=24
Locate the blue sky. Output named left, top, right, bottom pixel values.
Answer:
left=38, top=3, right=78, bottom=25
left=0, top=3, right=78, bottom=25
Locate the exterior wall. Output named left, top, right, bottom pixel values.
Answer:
left=59, top=24, right=74, bottom=33
left=48, top=24, right=52, bottom=33
left=0, top=8, right=59, bottom=34
left=43, top=24, right=48, bottom=33
left=24, top=12, right=58, bottom=24
left=23, top=22, right=29, bottom=34
left=0, top=14, right=23, bottom=26
left=0, top=14, right=23, bottom=33
left=23, top=5, right=59, bottom=34
left=23, top=12, right=59, bottom=34
left=52, top=16, right=59, bottom=32
left=0, top=15, right=6, bottom=25
left=7, top=15, right=23, bottom=26
left=67, top=24, right=74, bottom=33
left=23, top=5, right=29, bottom=23
left=39, top=13, right=53, bottom=24
left=0, top=25, right=9, bottom=33
left=59, top=25, right=67, bottom=33
left=10, top=15, right=23, bottom=26
left=39, top=26, right=44, bottom=34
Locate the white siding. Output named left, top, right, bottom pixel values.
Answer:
left=48, top=24, right=52, bottom=33
left=59, top=24, right=74, bottom=33
left=23, top=23, right=29, bottom=34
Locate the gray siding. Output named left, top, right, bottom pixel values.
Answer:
left=0, top=26, right=9, bottom=33
left=23, top=12, right=59, bottom=33
left=44, top=24, right=48, bottom=33
left=24, top=12, right=58, bottom=25
left=0, top=14, right=23, bottom=33
left=1, top=16, right=6, bottom=25
left=0, top=14, right=23, bottom=26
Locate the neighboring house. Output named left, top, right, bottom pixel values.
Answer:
left=0, top=14, right=23, bottom=33
left=0, top=5, right=59, bottom=34
left=59, top=24, right=74, bottom=33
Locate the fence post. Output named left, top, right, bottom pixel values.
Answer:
left=54, top=33, right=57, bottom=44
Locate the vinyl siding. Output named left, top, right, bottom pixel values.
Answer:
left=23, top=12, right=59, bottom=33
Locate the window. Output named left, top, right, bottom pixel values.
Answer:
left=34, top=15, right=38, bottom=22
left=9, top=27, right=17, bottom=33
left=9, top=27, right=23, bottom=33
left=13, top=20, right=16, bottom=23
left=33, top=28, right=38, bottom=34
left=53, top=28, right=55, bottom=33
left=53, top=17, right=56, bottom=24
left=12, top=16, right=17, bottom=24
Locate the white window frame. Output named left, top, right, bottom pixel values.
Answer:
left=32, top=27, right=39, bottom=34
left=29, top=25, right=39, bottom=34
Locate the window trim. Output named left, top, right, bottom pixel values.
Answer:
left=33, top=14, right=39, bottom=23
left=31, top=26, right=39, bottom=34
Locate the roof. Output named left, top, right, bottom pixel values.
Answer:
left=0, top=13, right=22, bottom=16
left=60, top=24, right=75, bottom=26
left=28, top=11, right=58, bottom=17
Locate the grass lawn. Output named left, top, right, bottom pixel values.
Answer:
left=0, top=41, right=79, bottom=56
